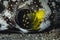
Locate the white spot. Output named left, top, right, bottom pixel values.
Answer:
left=19, top=27, right=29, bottom=33
left=16, top=25, right=29, bottom=33
left=4, top=10, right=11, bottom=19
left=19, top=3, right=26, bottom=8
left=0, top=17, right=8, bottom=30
left=12, top=0, right=16, bottom=2
left=52, top=2, right=56, bottom=7
left=3, top=1, right=8, bottom=8
left=39, top=20, right=51, bottom=31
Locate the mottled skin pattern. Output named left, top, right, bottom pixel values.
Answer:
left=0, top=0, right=51, bottom=33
